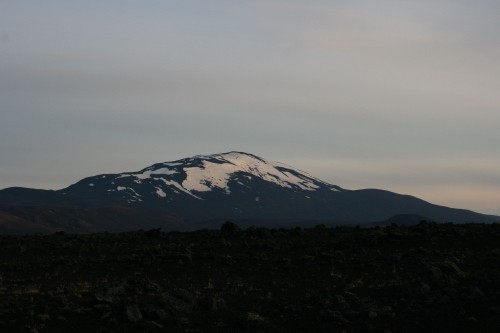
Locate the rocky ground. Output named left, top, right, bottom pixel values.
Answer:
left=0, top=221, right=499, bottom=332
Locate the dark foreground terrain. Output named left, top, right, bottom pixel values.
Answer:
left=1, top=222, right=499, bottom=332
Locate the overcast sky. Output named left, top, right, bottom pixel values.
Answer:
left=1, top=0, right=499, bottom=215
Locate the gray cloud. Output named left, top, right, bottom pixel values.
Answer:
left=0, top=0, right=499, bottom=214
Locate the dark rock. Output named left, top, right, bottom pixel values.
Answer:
left=438, top=260, right=466, bottom=278
left=420, top=282, right=431, bottom=294
left=160, top=289, right=195, bottom=316
left=198, top=294, right=226, bottom=311
left=425, top=265, right=444, bottom=282
left=144, top=228, right=162, bottom=238
left=246, top=312, right=266, bottom=322
left=220, top=221, right=241, bottom=234
left=489, top=306, right=500, bottom=315
left=145, top=321, right=164, bottom=328
left=320, top=309, right=349, bottom=324
left=142, top=306, right=169, bottom=321
left=172, top=288, right=195, bottom=304
left=462, top=287, right=484, bottom=300
left=176, top=317, right=192, bottom=327
left=125, top=304, right=143, bottom=323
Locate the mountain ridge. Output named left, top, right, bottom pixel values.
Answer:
left=0, top=151, right=498, bottom=233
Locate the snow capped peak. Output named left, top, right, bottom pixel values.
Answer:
left=98, top=152, right=342, bottom=203
left=195, top=151, right=265, bottom=161
left=178, top=151, right=341, bottom=193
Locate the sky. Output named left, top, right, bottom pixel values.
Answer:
left=1, top=0, right=499, bottom=215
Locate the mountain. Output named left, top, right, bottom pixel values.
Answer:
left=0, top=152, right=497, bottom=233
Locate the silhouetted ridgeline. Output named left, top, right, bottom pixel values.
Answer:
left=1, top=153, right=498, bottom=234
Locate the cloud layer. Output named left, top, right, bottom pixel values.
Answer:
left=1, top=0, right=499, bottom=214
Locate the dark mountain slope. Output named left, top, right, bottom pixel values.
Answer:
left=0, top=152, right=497, bottom=233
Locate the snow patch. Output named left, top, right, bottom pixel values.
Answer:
left=127, top=187, right=141, bottom=197
left=135, top=167, right=178, bottom=180
left=155, top=187, right=166, bottom=198
left=116, top=186, right=142, bottom=198
left=155, top=178, right=202, bottom=200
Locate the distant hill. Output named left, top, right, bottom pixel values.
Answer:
left=0, top=152, right=497, bottom=233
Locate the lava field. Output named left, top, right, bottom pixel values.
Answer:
left=1, top=221, right=499, bottom=332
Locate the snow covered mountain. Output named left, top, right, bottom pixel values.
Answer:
left=66, top=151, right=343, bottom=204
left=0, top=152, right=498, bottom=233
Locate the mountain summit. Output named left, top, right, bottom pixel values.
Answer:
left=0, top=152, right=497, bottom=233
left=67, top=151, right=343, bottom=204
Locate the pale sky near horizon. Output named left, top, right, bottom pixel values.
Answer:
left=1, top=1, right=499, bottom=215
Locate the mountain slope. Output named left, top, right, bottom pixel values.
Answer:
left=0, top=152, right=497, bottom=233
left=62, top=151, right=342, bottom=203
